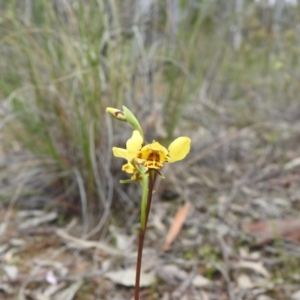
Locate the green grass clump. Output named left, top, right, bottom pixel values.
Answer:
left=1, top=1, right=133, bottom=217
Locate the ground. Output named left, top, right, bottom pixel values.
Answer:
left=1, top=115, right=300, bottom=300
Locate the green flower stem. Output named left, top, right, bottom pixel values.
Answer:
left=140, top=173, right=149, bottom=231
left=134, top=170, right=156, bottom=300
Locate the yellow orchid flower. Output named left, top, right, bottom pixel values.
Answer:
left=137, top=136, right=191, bottom=170
left=121, top=161, right=141, bottom=182
left=121, top=161, right=135, bottom=174
left=113, top=130, right=191, bottom=173
left=112, top=130, right=144, bottom=178
left=113, top=130, right=143, bottom=161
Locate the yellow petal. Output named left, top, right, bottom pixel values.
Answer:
left=149, top=142, right=168, bottom=154
left=126, top=130, right=143, bottom=153
left=139, top=142, right=168, bottom=155
left=112, top=147, right=131, bottom=160
left=168, top=137, right=191, bottom=162
left=122, top=163, right=135, bottom=174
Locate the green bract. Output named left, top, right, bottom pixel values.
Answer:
left=123, top=106, right=144, bottom=139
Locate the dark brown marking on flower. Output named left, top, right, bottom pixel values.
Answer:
left=122, top=165, right=130, bottom=171
left=145, top=159, right=163, bottom=169
left=114, top=111, right=124, bottom=118
left=148, top=152, right=160, bottom=162
left=164, top=154, right=170, bottom=162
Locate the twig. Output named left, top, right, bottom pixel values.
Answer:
left=56, top=229, right=123, bottom=256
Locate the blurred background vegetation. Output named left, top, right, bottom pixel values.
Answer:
left=0, top=0, right=300, bottom=232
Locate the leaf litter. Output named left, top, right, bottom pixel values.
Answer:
left=2, top=92, right=300, bottom=300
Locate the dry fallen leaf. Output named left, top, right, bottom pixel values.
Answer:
left=198, top=290, right=210, bottom=300
left=104, top=269, right=155, bottom=287
left=284, top=156, right=300, bottom=170
left=237, top=273, right=253, bottom=289
left=19, top=212, right=58, bottom=230
left=156, top=264, right=187, bottom=286
left=56, top=229, right=122, bottom=256
left=235, top=260, right=270, bottom=278
left=256, top=296, right=276, bottom=300
left=244, top=219, right=300, bottom=245
left=43, top=283, right=66, bottom=298
left=53, top=280, right=83, bottom=300
left=192, top=274, right=211, bottom=288
left=292, top=290, right=300, bottom=300
left=161, top=202, right=192, bottom=251
left=3, top=265, right=18, bottom=280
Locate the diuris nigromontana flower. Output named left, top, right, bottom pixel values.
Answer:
left=137, top=136, right=191, bottom=169
left=113, top=130, right=191, bottom=177
left=112, top=130, right=144, bottom=179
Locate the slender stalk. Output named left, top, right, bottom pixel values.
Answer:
left=134, top=229, right=145, bottom=300
left=134, top=170, right=156, bottom=300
